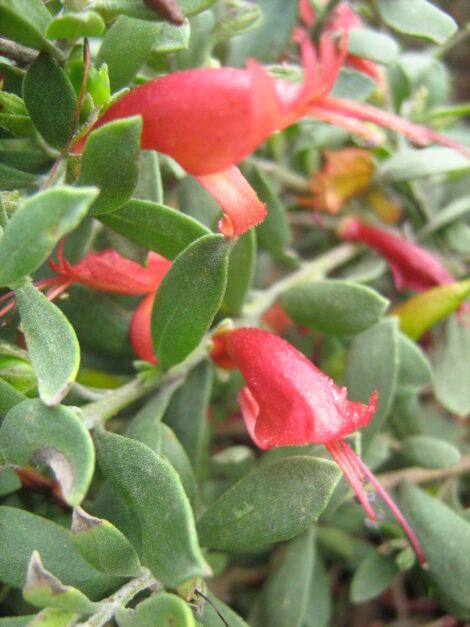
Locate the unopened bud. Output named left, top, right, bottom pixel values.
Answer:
left=216, top=0, right=263, bottom=39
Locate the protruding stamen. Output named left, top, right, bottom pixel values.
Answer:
left=341, top=440, right=427, bottom=567
left=325, top=439, right=377, bottom=522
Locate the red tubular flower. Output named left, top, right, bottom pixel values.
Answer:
left=0, top=243, right=171, bottom=320
left=338, top=217, right=453, bottom=292
left=211, top=327, right=426, bottom=565
left=129, top=291, right=158, bottom=365
left=75, top=22, right=470, bottom=239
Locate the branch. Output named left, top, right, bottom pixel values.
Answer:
left=0, top=37, right=37, bottom=65
left=377, top=453, right=470, bottom=490
left=76, top=568, right=159, bottom=627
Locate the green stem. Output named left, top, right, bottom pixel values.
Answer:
left=76, top=568, right=159, bottom=627
left=242, top=242, right=358, bottom=322
left=246, top=157, right=311, bottom=193
left=81, top=339, right=212, bottom=429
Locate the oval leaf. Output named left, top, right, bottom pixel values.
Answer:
left=46, top=11, right=105, bottom=40
left=222, top=230, right=256, bottom=315
left=71, top=507, right=141, bottom=577
left=23, top=551, right=97, bottom=614
left=164, top=360, right=212, bottom=482
left=199, top=591, right=249, bottom=627
left=433, top=315, right=470, bottom=417
left=0, top=377, right=27, bottom=418
left=197, top=456, right=341, bottom=550
left=94, top=428, right=209, bottom=587
left=400, top=435, right=460, bottom=469
left=116, top=592, right=195, bottom=627
left=258, top=529, right=315, bottom=627
left=97, top=16, right=162, bottom=91
left=16, top=283, right=80, bottom=406
left=250, top=166, right=291, bottom=258
left=377, top=0, right=457, bottom=44
left=0, top=399, right=95, bottom=506
left=152, top=235, right=230, bottom=370
left=396, top=332, right=432, bottom=395
left=0, top=507, right=120, bottom=599
left=348, top=28, right=399, bottom=65
left=23, top=52, right=76, bottom=149
left=0, top=187, right=98, bottom=288
left=78, top=117, right=142, bottom=215
left=280, top=280, right=389, bottom=336
left=100, top=199, right=211, bottom=260
left=350, top=551, right=398, bottom=603
left=345, top=318, right=399, bottom=447
left=400, top=482, right=470, bottom=615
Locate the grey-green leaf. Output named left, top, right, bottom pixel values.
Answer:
left=23, top=52, right=76, bottom=149
left=0, top=187, right=98, bottom=287
left=16, top=283, right=80, bottom=406
left=78, top=117, right=142, bottom=215
left=133, top=151, right=163, bottom=204
left=396, top=332, right=432, bottom=396
left=125, top=379, right=182, bottom=453
left=160, top=424, right=198, bottom=509
left=280, top=280, right=389, bottom=336
left=0, top=507, right=121, bottom=599
left=199, top=591, right=249, bottom=627
left=152, top=235, right=230, bottom=370
left=345, top=319, right=400, bottom=448
left=433, top=315, right=470, bottom=417
left=400, top=435, right=461, bottom=469
left=23, top=551, right=98, bottom=614
left=197, top=456, right=341, bottom=550
left=350, top=551, right=398, bottom=603
left=0, top=377, right=27, bottom=417
left=400, top=482, right=470, bottom=615
left=71, top=507, right=141, bottom=577
left=378, top=147, right=470, bottom=182
left=258, top=529, right=315, bottom=627
left=94, top=428, right=209, bottom=587
left=97, top=16, right=162, bottom=91
left=116, top=592, right=195, bottom=627
left=377, top=0, right=457, bottom=44
left=100, top=199, right=210, bottom=260
left=0, top=0, right=61, bottom=59
left=222, top=230, right=256, bottom=315
left=0, top=399, right=94, bottom=506
left=347, top=28, right=399, bottom=65
left=164, top=360, right=212, bottom=483
left=250, top=166, right=291, bottom=258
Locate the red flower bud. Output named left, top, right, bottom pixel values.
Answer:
left=338, top=217, right=453, bottom=292
left=211, top=327, right=426, bottom=565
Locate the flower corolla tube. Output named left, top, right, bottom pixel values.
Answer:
left=0, top=243, right=171, bottom=340
left=211, top=327, right=426, bottom=565
left=75, top=25, right=470, bottom=239
left=338, top=217, right=454, bottom=292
